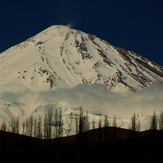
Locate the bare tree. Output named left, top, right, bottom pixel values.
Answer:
left=104, top=115, right=109, bottom=142
left=92, top=120, right=95, bottom=130
left=113, top=116, right=117, bottom=141
left=47, top=108, right=53, bottom=138
left=58, top=108, right=63, bottom=137
left=91, top=120, right=96, bottom=142
left=159, top=111, right=163, bottom=130
left=98, top=116, right=102, bottom=142
left=33, top=118, right=37, bottom=138
left=104, top=115, right=109, bottom=127
left=75, top=108, right=90, bottom=135
left=98, top=116, right=102, bottom=128
left=131, top=113, right=137, bottom=131
left=74, top=108, right=91, bottom=143
left=29, top=115, right=34, bottom=136
left=37, top=115, right=42, bottom=139
left=54, top=108, right=59, bottom=138
left=22, top=121, right=25, bottom=135
left=130, top=113, right=141, bottom=132
left=113, top=116, right=117, bottom=127
left=44, top=108, right=53, bottom=139
left=15, top=117, right=19, bottom=134
left=75, top=113, right=79, bottom=134
left=79, top=107, right=84, bottom=134
left=25, top=118, right=29, bottom=136
left=11, top=116, right=19, bottom=134
left=11, top=117, right=16, bottom=133
left=44, top=113, right=48, bottom=138
left=1, top=121, right=7, bottom=131
left=137, top=120, right=140, bottom=132
left=83, top=110, right=89, bottom=132
left=150, top=111, right=157, bottom=130
left=24, top=115, right=34, bottom=136
left=8, top=122, right=11, bottom=132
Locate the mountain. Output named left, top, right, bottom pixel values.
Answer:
left=0, top=25, right=163, bottom=93
left=0, top=25, right=163, bottom=136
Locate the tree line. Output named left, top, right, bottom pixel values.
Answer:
left=1, top=108, right=163, bottom=139
left=0, top=107, right=63, bottom=139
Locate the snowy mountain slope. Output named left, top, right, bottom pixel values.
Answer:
left=0, top=25, right=163, bottom=136
left=0, top=25, right=163, bottom=93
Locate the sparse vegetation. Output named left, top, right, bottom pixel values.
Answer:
left=159, top=111, right=163, bottom=130
left=150, top=111, right=157, bottom=130
left=130, top=112, right=140, bottom=131
left=0, top=108, right=162, bottom=141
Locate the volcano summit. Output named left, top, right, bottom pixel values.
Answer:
left=0, top=25, right=163, bottom=135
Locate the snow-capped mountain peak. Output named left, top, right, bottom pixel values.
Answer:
left=1, top=25, right=163, bottom=93
left=0, top=25, right=163, bottom=136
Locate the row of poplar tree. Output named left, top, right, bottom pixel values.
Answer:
left=0, top=108, right=63, bottom=139
left=0, top=108, right=163, bottom=139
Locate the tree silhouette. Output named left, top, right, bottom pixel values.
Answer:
left=75, top=108, right=90, bottom=143
left=98, top=116, right=102, bottom=142
left=37, top=115, right=42, bottom=138
left=150, top=111, right=157, bottom=130
left=104, top=115, right=109, bottom=127
left=33, top=118, right=37, bottom=138
left=29, top=115, right=34, bottom=136
left=83, top=110, right=89, bottom=132
left=55, top=108, right=63, bottom=138
left=22, top=121, right=25, bottom=135
left=113, top=116, right=117, bottom=141
left=131, top=113, right=137, bottom=131
left=1, top=121, right=7, bottom=131
left=113, top=116, right=117, bottom=127
left=10, top=116, right=19, bottom=134
left=98, top=116, right=102, bottom=128
left=79, top=107, right=84, bottom=135
left=44, top=108, right=53, bottom=139
left=54, top=108, right=59, bottom=138
left=15, top=117, right=19, bottom=134
left=159, top=111, right=163, bottom=130
left=104, top=115, right=109, bottom=141
left=92, top=120, right=95, bottom=130
left=130, top=113, right=140, bottom=132
left=75, top=113, right=79, bottom=134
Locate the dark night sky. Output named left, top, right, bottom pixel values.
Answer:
left=0, top=0, right=163, bottom=66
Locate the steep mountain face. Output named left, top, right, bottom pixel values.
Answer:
left=0, top=25, right=163, bottom=93
left=0, top=25, right=163, bottom=136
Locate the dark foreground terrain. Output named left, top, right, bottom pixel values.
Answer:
left=0, top=127, right=163, bottom=163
